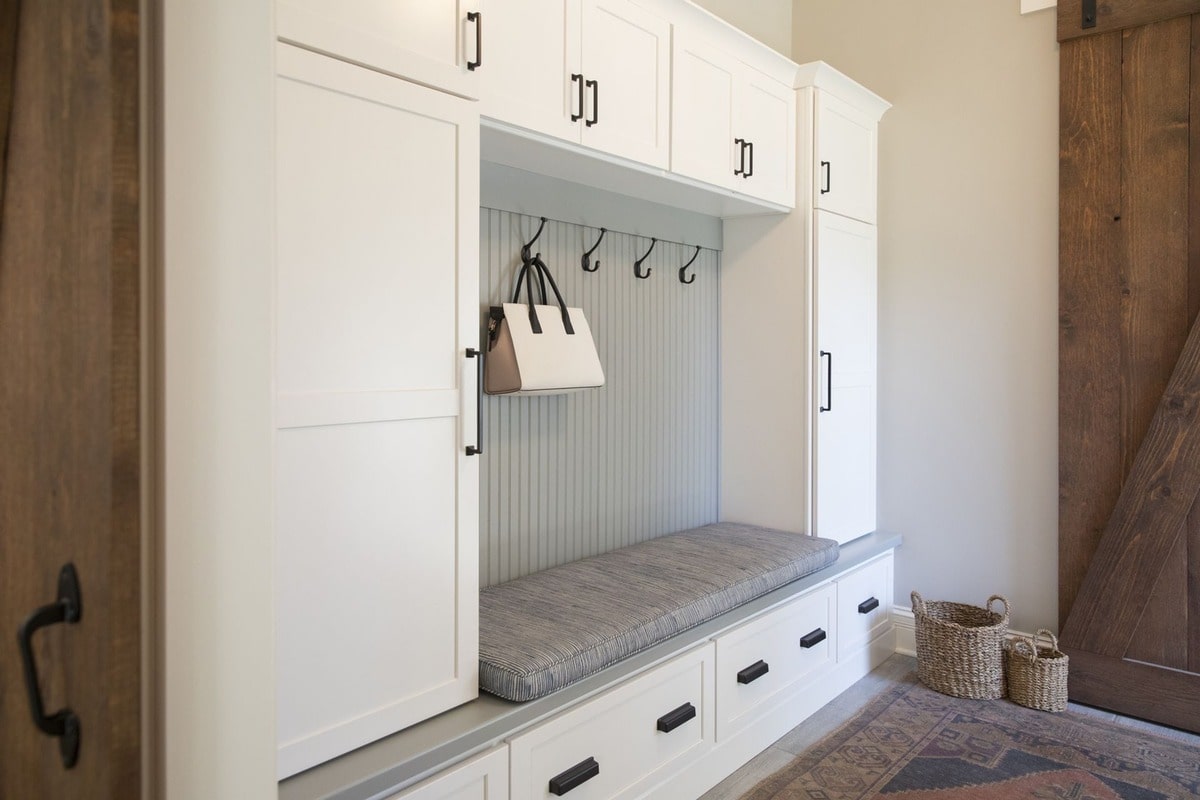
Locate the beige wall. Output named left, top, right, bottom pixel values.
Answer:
left=793, top=2, right=1060, bottom=632
left=694, top=0, right=793, bottom=57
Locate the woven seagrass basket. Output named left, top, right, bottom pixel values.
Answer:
left=1005, top=629, right=1069, bottom=712
left=911, top=591, right=1010, bottom=699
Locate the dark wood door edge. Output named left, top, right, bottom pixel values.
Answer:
left=1058, top=0, right=1200, bottom=42
left=1064, top=648, right=1200, bottom=732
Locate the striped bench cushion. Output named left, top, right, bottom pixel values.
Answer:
left=479, top=522, right=840, bottom=702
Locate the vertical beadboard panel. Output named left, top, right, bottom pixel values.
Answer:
left=480, top=209, right=720, bottom=586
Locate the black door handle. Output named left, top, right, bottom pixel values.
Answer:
left=820, top=160, right=831, bottom=194
left=744, top=140, right=753, bottom=178
left=465, top=348, right=483, bottom=456
left=819, top=350, right=832, bottom=412
left=737, top=659, right=769, bottom=684
left=585, top=78, right=598, bottom=127
left=800, top=628, right=827, bottom=648
left=734, top=138, right=746, bottom=176
left=549, top=757, right=600, bottom=795
left=656, top=702, right=697, bottom=733
left=858, top=597, right=880, bottom=614
left=571, top=73, right=584, bottom=122
left=466, top=11, right=482, bottom=70
left=18, top=563, right=82, bottom=768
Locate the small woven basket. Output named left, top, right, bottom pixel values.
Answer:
left=1005, top=629, right=1069, bottom=712
left=912, top=591, right=1010, bottom=699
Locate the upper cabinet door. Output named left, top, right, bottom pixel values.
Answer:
left=478, top=0, right=582, bottom=142
left=735, top=68, right=795, bottom=208
left=671, top=28, right=738, bottom=189
left=579, top=0, right=671, bottom=167
left=814, top=90, right=878, bottom=224
left=277, top=0, right=482, bottom=98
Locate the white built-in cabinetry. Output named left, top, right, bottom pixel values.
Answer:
left=671, top=28, right=795, bottom=207
left=722, top=64, right=889, bottom=545
left=274, top=43, right=481, bottom=778
left=385, top=746, right=509, bottom=800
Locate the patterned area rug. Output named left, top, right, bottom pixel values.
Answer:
left=742, top=672, right=1200, bottom=799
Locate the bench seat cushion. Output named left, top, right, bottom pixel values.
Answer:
left=479, top=522, right=840, bottom=701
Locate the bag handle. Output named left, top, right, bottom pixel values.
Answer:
left=524, top=255, right=575, bottom=335
left=910, top=591, right=926, bottom=616
left=1009, top=635, right=1037, bottom=662
left=986, top=594, right=1010, bottom=621
left=1034, top=628, right=1060, bottom=656
left=512, top=256, right=548, bottom=306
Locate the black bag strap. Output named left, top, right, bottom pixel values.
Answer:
left=512, top=256, right=548, bottom=307
left=527, top=254, right=575, bottom=335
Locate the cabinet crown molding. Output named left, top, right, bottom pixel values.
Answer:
left=795, top=61, right=891, bottom=121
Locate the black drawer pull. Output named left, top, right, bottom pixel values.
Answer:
left=549, top=757, right=599, bottom=796
left=737, top=659, right=769, bottom=684
left=800, top=628, right=827, bottom=649
left=656, top=702, right=697, bottom=733
left=858, top=597, right=880, bottom=614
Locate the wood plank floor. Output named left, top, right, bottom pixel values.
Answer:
left=699, top=654, right=1200, bottom=800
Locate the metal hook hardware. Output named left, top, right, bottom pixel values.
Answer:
left=521, top=216, right=548, bottom=264
left=634, top=238, right=656, bottom=279
left=581, top=228, right=606, bottom=272
left=679, top=245, right=701, bottom=285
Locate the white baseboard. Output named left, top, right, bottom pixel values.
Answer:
left=892, top=606, right=1037, bottom=658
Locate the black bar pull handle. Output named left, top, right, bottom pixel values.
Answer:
left=800, top=628, right=827, bottom=649
left=733, top=138, right=746, bottom=176
left=819, top=350, right=832, bottom=413
left=737, top=659, right=769, bottom=684
left=549, top=757, right=600, bottom=795
left=571, top=74, right=584, bottom=122
left=465, top=348, right=483, bottom=455
left=820, top=160, right=831, bottom=194
left=585, top=79, right=598, bottom=127
left=858, top=597, right=880, bottom=614
left=744, top=140, right=754, bottom=178
left=18, top=563, right=82, bottom=769
left=656, top=702, right=697, bottom=733
left=466, top=11, right=482, bottom=70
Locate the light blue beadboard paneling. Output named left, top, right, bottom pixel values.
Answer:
left=480, top=208, right=720, bottom=587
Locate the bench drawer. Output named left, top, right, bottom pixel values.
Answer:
left=385, top=745, right=508, bottom=800
left=509, top=644, right=714, bottom=800
left=714, top=585, right=835, bottom=741
left=836, top=553, right=892, bottom=660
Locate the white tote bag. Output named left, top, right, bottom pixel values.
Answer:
left=484, top=255, right=605, bottom=396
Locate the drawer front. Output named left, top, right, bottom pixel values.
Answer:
left=714, top=585, right=835, bottom=741
left=836, top=553, right=893, bottom=660
left=509, top=644, right=714, bottom=800
left=387, top=745, right=509, bottom=800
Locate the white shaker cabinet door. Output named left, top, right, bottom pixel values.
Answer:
left=735, top=67, right=795, bottom=208
left=274, top=44, right=480, bottom=779
left=386, top=747, right=509, bottom=800
left=814, top=211, right=877, bottom=544
left=670, top=27, right=738, bottom=189
left=478, top=0, right=582, bottom=142
left=277, top=0, right=482, bottom=98
left=579, top=0, right=671, bottom=167
left=814, top=90, right=878, bottom=224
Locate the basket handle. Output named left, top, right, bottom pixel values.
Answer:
left=1009, top=635, right=1037, bottom=662
left=986, top=594, right=1010, bottom=620
left=1035, top=628, right=1060, bottom=655
left=910, top=591, right=926, bottom=615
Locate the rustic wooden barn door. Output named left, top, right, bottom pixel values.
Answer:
left=1059, top=0, right=1200, bottom=732
left=0, top=0, right=144, bottom=796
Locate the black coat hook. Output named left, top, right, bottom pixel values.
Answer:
left=679, top=245, right=701, bottom=285
left=581, top=228, right=606, bottom=272
left=634, top=238, right=656, bottom=279
left=521, top=217, right=548, bottom=264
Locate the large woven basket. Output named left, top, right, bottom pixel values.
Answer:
left=912, top=591, right=1010, bottom=699
left=1006, top=629, right=1069, bottom=712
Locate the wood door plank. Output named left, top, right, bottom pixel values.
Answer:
left=1126, top=531, right=1189, bottom=667
left=1060, top=309, right=1200, bottom=655
left=1059, top=33, right=1124, bottom=628
left=1058, top=0, right=1200, bottom=42
left=1064, top=648, right=1200, bottom=732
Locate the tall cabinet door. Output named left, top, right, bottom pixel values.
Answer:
left=274, top=45, right=480, bottom=778
left=478, top=0, right=582, bottom=141
left=580, top=0, right=671, bottom=167
left=814, top=211, right=877, bottom=544
left=277, top=0, right=482, bottom=98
